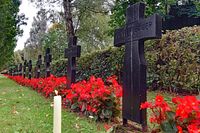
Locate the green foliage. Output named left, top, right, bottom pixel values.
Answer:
left=51, top=26, right=200, bottom=91
left=160, top=112, right=177, bottom=133
left=24, top=8, right=48, bottom=61
left=109, top=0, right=140, bottom=35
left=108, top=0, right=176, bottom=34
left=51, top=47, right=124, bottom=79
left=51, top=59, right=66, bottom=77
left=76, top=47, right=124, bottom=81
left=29, top=0, right=112, bottom=54
left=146, top=26, right=200, bottom=91
left=77, top=13, right=112, bottom=53
left=194, top=0, right=200, bottom=12
left=42, top=23, right=67, bottom=60
left=13, top=50, right=23, bottom=64
left=0, top=0, right=22, bottom=70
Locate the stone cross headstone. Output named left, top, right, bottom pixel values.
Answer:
left=14, top=65, right=18, bottom=76
left=19, top=63, right=23, bottom=76
left=10, top=68, right=12, bottom=76
left=36, top=55, right=42, bottom=78
left=12, top=67, right=14, bottom=76
left=28, top=60, right=32, bottom=79
left=64, top=36, right=81, bottom=87
left=114, top=2, right=162, bottom=129
left=9, top=68, right=12, bottom=76
left=44, top=48, right=52, bottom=78
left=10, top=67, right=13, bottom=76
left=23, top=60, right=27, bottom=78
left=34, top=67, right=37, bottom=78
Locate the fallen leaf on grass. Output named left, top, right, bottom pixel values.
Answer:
left=75, top=124, right=80, bottom=129
left=89, top=116, right=94, bottom=119
left=76, top=117, right=80, bottom=121
left=50, top=102, right=54, bottom=107
left=12, top=106, right=19, bottom=115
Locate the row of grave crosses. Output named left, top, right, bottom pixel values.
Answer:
left=9, top=39, right=81, bottom=87
left=9, top=48, right=53, bottom=79
left=8, top=2, right=162, bottom=132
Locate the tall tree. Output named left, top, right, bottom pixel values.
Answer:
left=29, top=0, right=112, bottom=53
left=63, top=0, right=75, bottom=38
left=0, top=0, right=25, bottom=70
left=41, top=23, right=68, bottom=60
left=24, top=9, right=48, bottom=60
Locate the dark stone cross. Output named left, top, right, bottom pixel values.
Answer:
left=9, top=68, right=12, bottom=76
left=64, top=36, right=81, bottom=87
left=28, top=60, right=32, bottom=79
left=12, top=68, right=14, bottom=76
left=11, top=67, right=14, bottom=76
left=114, top=2, right=162, bottom=129
left=23, top=60, right=27, bottom=78
left=44, top=48, right=52, bottom=78
left=14, top=65, right=18, bottom=76
left=36, top=55, right=42, bottom=78
left=19, top=63, right=23, bottom=76
left=10, top=68, right=12, bottom=76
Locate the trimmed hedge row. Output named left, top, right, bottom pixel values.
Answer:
left=51, top=47, right=124, bottom=81
left=51, top=26, right=200, bottom=91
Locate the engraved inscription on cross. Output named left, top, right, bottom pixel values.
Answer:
left=44, top=48, right=52, bottom=78
left=36, top=55, right=42, bottom=78
left=114, top=2, right=162, bottom=129
left=64, top=36, right=81, bottom=87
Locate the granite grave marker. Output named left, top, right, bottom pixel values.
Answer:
left=114, top=2, right=162, bottom=129
left=44, top=48, right=52, bottom=78
left=64, top=36, right=81, bottom=87
left=28, top=60, right=32, bottom=79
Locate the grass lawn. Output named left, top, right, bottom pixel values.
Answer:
left=0, top=75, right=104, bottom=133
left=0, top=75, right=176, bottom=133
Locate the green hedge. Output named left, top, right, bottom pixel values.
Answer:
left=51, top=26, right=200, bottom=91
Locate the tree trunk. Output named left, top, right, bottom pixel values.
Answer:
left=63, top=0, right=75, bottom=37
left=165, top=0, right=168, bottom=15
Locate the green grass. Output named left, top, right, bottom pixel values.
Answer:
left=0, top=75, right=104, bottom=133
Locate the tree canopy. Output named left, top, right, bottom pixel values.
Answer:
left=108, top=0, right=200, bottom=33
left=18, top=0, right=200, bottom=63
left=0, top=0, right=24, bottom=70
left=23, top=0, right=113, bottom=59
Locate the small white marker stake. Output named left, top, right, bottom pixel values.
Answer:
left=53, top=90, right=61, bottom=133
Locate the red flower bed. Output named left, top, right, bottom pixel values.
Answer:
left=141, top=95, right=200, bottom=133
left=6, top=75, right=66, bottom=97
left=5, top=74, right=199, bottom=130
left=63, top=75, right=122, bottom=121
left=5, top=75, right=122, bottom=121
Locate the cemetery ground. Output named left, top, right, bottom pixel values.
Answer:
left=0, top=75, right=104, bottom=133
left=0, top=74, right=177, bottom=133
